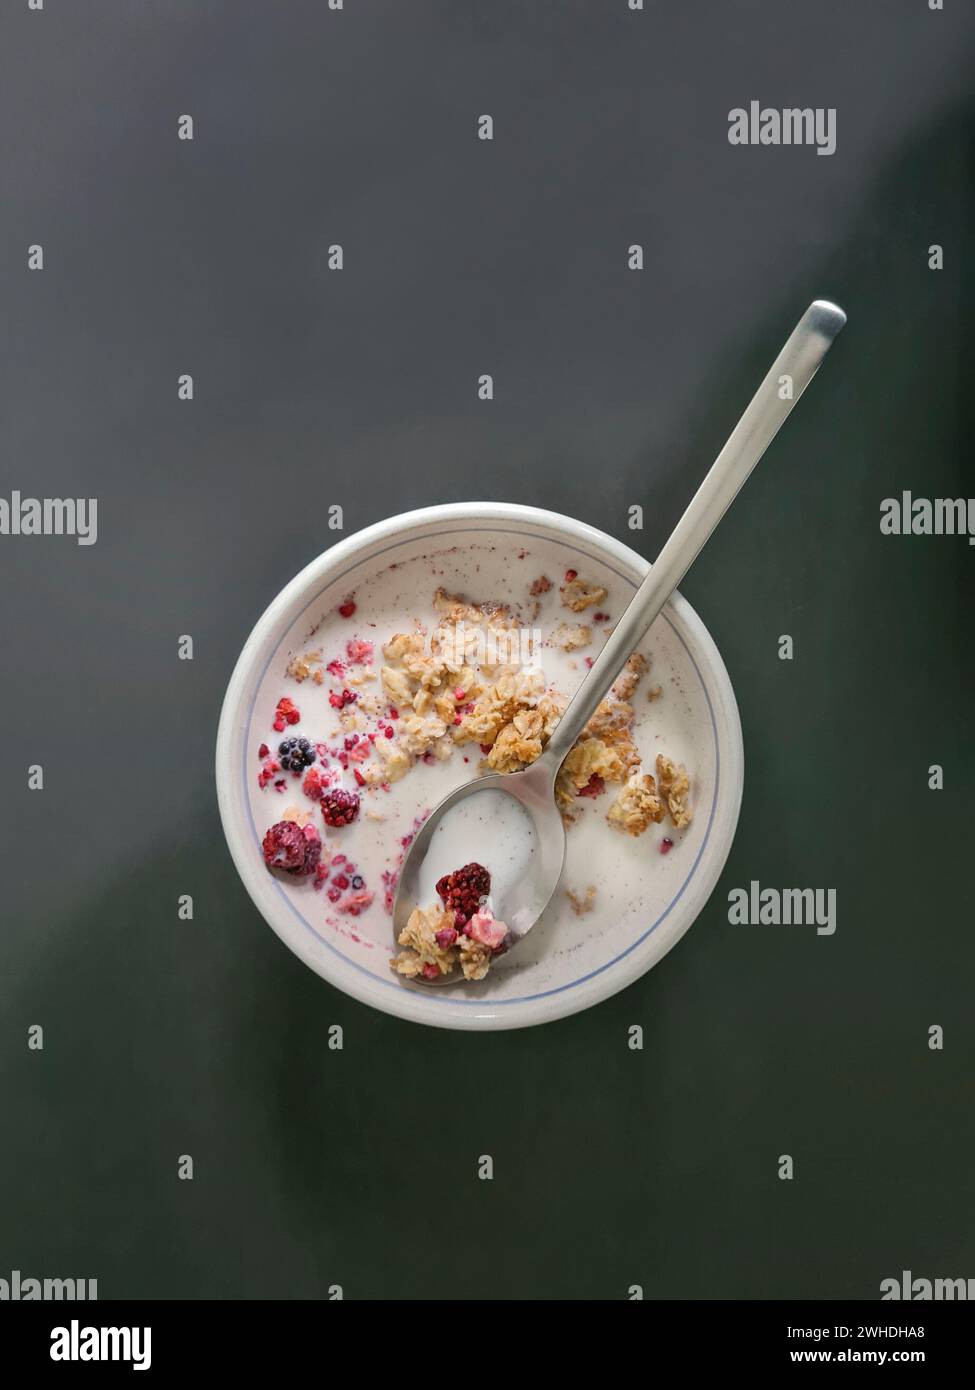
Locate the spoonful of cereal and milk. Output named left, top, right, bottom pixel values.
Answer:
left=392, top=301, right=846, bottom=983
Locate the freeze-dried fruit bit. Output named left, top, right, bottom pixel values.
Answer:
left=576, top=773, right=605, bottom=798
left=466, top=909, right=508, bottom=951
left=328, top=688, right=358, bottom=710
left=346, top=638, right=374, bottom=664
left=336, top=888, right=374, bottom=916
left=435, top=862, right=491, bottom=924
left=655, top=754, right=692, bottom=829
left=262, top=820, right=322, bottom=877
left=337, top=598, right=356, bottom=618
left=659, top=838, right=674, bottom=855
left=302, top=766, right=329, bottom=800
left=257, top=757, right=281, bottom=790
left=272, top=696, right=301, bottom=731
left=320, top=787, right=361, bottom=827
left=560, top=574, right=608, bottom=612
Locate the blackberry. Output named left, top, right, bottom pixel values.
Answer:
left=278, top=736, right=316, bottom=772
left=436, top=862, right=491, bottom=923
left=320, top=787, right=360, bottom=827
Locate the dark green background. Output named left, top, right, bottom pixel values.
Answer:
left=1, top=1, right=972, bottom=1299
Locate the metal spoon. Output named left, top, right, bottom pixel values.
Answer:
left=392, top=300, right=847, bottom=981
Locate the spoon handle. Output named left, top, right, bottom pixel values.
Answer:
left=539, top=299, right=847, bottom=771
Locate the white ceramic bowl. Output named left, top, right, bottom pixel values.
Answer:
left=216, top=503, right=743, bottom=1030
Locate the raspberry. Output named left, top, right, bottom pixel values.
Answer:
left=336, top=888, right=374, bottom=916
left=338, top=599, right=356, bottom=619
left=302, top=767, right=327, bottom=800
left=435, top=926, right=458, bottom=949
left=329, top=688, right=358, bottom=710
left=262, top=821, right=322, bottom=877
left=577, top=774, right=604, bottom=798
left=257, top=757, right=280, bottom=790
left=320, top=788, right=360, bottom=827
left=436, top=862, right=490, bottom=922
left=421, top=963, right=440, bottom=980
left=659, top=838, right=674, bottom=855
left=273, top=697, right=300, bottom=731
left=258, top=743, right=269, bottom=759
left=467, top=910, right=508, bottom=951
left=564, top=568, right=577, bottom=582
left=346, top=638, right=373, bottom=664
left=332, top=874, right=350, bottom=891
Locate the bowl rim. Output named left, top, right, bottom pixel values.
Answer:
left=216, top=501, right=744, bottom=1031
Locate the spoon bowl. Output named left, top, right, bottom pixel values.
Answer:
left=392, top=758, right=567, bottom=982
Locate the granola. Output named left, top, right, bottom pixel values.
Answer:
left=561, top=573, right=608, bottom=612
left=566, top=885, right=597, bottom=916
left=607, top=772, right=666, bottom=836
left=656, top=753, right=692, bottom=829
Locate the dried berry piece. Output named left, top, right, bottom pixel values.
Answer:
left=346, top=638, right=373, bottom=664
left=320, top=788, right=361, bottom=827
left=577, top=774, right=605, bottom=798
left=272, top=696, right=301, bottom=732
left=262, top=821, right=322, bottom=877
left=435, top=862, right=491, bottom=923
